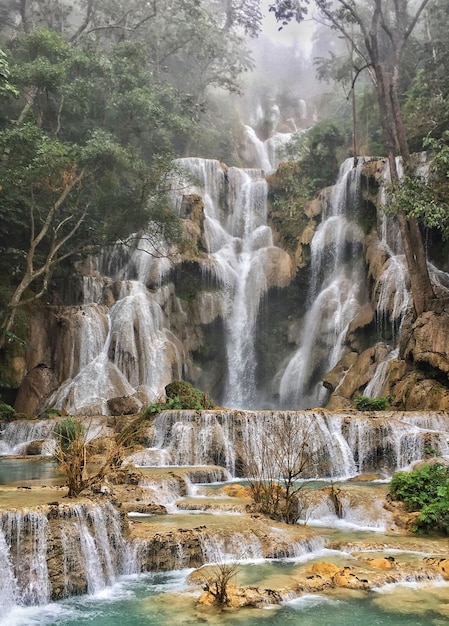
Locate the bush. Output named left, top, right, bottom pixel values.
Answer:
left=141, top=381, right=215, bottom=420
left=39, top=406, right=61, bottom=419
left=165, top=381, right=215, bottom=410
left=0, top=400, right=16, bottom=421
left=389, top=463, right=449, bottom=534
left=353, top=395, right=389, bottom=411
left=54, top=418, right=82, bottom=454
left=141, top=396, right=183, bottom=420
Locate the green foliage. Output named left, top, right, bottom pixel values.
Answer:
left=389, top=463, right=449, bottom=534
left=390, top=463, right=449, bottom=510
left=417, top=483, right=449, bottom=534
left=353, top=396, right=389, bottom=411
left=141, top=396, right=183, bottom=420
left=0, top=400, right=15, bottom=421
left=165, top=380, right=215, bottom=410
left=384, top=133, right=449, bottom=238
left=267, top=162, right=308, bottom=251
left=39, top=406, right=61, bottom=419
left=54, top=418, right=83, bottom=455
left=267, top=121, right=346, bottom=252
left=282, top=120, right=346, bottom=195
left=142, top=381, right=215, bottom=419
left=0, top=47, right=18, bottom=97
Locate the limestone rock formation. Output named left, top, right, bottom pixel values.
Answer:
left=14, top=364, right=59, bottom=415
left=107, top=395, right=141, bottom=415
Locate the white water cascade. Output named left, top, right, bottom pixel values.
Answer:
left=145, top=409, right=449, bottom=478
left=0, top=419, right=57, bottom=455
left=0, top=502, right=139, bottom=609
left=50, top=234, right=185, bottom=414
left=171, top=158, right=291, bottom=408
left=279, top=158, right=367, bottom=408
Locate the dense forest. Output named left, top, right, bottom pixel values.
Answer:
left=2, top=0, right=449, bottom=408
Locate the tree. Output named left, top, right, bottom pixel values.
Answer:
left=242, top=416, right=317, bottom=524
left=403, top=0, right=449, bottom=146
left=270, top=0, right=436, bottom=316
left=0, top=48, right=18, bottom=98
left=0, top=26, right=185, bottom=348
left=54, top=415, right=143, bottom=497
left=198, top=561, right=241, bottom=606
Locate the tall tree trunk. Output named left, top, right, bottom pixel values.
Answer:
left=373, top=62, right=435, bottom=316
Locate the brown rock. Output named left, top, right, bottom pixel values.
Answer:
left=14, top=364, right=59, bottom=415
left=390, top=372, right=449, bottom=411
left=307, top=562, right=341, bottom=577
left=24, top=440, right=45, bottom=455
left=107, top=395, right=141, bottom=416
left=437, top=559, right=449, bottom=580
left=404, top=311, right=449, bottom=377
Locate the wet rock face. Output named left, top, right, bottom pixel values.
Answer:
left=390, top=372, right=449, bottom=410
left=14, top=364, right=59, bottom=415
left=404, top=311, right=449, bottom=377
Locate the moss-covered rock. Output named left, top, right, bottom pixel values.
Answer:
left=165, top=380, right=215, bottom=409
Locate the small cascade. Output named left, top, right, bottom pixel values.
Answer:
left=0, top=502, right=139, bottom=609
left=172, top=158, right=290, bottom=408
left=148, top=410, right=449, bottom=478
left=139, top=477, right=184, bottom=513
left=0, top=419, right=57, bottom=456
left=302, top=492, right=391, bottom=532
left=67, top=502, right=136, bottom=593
left=199, top=532, right=263, bottom=563
left=242, top=125, right=295, bottom=173
left=279, top=158, right=367, bottom=408
left=363, top=347, right=399, bottom=398
left=0, top=510, right=51, bottom=606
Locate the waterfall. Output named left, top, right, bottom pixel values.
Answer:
left=279, top=158, right=367, bottom=408
left=199, top=532, right=263, bottom=563
left=0, top=510, right=51, bottom=606
left=375, top=156, right=449, bottom=342
left=0, top=419, right=57, bottom=456
left=0, top=502, right=139, bottom=609
left=50, top=232, right=185, bottom=415
left=363, top=348, right=399, bottom=398
left=147, top=410, right=449, bottom=477
left=171, top=158, right=290, bottom=408
left=243, top=124, right=296, bottom=172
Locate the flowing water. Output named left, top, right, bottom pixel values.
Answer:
left=278, top=158, right=367, bottom=408
left=1, top=561, right=448, bottom=626
left=1, top=409, right=449, bottom=624
left=170, top=158, right=289, bottom=408
left=145, top=409, right=449, bottom=477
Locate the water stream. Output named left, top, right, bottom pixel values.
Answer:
left=1, top=408, right=449, bottom=624
left=278, top=158, right=367, bottom=407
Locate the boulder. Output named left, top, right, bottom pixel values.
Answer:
left=307, top=562, right=341, bottom=577
left=24, top=440, right=45, bottom=455
left=436, top=559, right=449, bottom=580
left=14, top=364, right=59, bottom=415
left=107, top=395, right=141, bottom=416
left=404, top=311, right=449, bottom=376
left=390, top=372, right=449, bottom=410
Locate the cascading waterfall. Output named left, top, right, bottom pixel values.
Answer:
left=0, top=419, right=57, bottom=455
left=199, top=533, right=263, bottom=563
left=0, top=502, right=139, bottom=609
left=171, top=158, right=290, bottom=408
left=278, top=158, right=367, bottom=408
left=0, top=510, right=51, bottom=606
left=145, top=410, right=449, bottom=478
left=50, top=232, right=185, bottom=415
